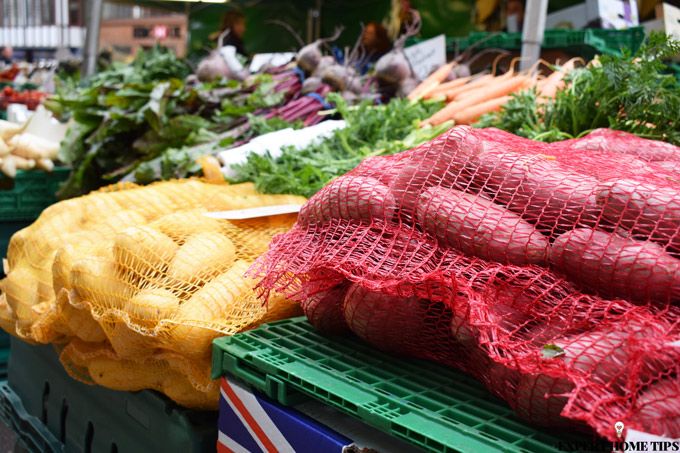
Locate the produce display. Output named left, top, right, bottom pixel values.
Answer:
left=0, top=119, right=59, bottom=177
left=251, top=125, right=680, bottom=440
left=0, top=86, right=47, bottom=111
left=0, top=179, right=305, bottom=408
left=479, top=34, right=680, bottom=144
left=1, top=23, right=678, bottom=451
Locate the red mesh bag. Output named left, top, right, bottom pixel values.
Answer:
left=252, top=126, right=680, bottom=440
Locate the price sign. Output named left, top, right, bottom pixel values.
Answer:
left=403, top=34, right=446, bottom=81
left=249, top=53, right=296, bottom=72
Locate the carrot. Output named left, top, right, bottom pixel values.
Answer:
left=455, top=70, right=515, bottom=101
left=424, top=75, right=528, bottom=126
left=407, top=61, right=456, bottom=101
left=424, top=76, right=471, bottom=99
left=539, top=58, right=580, bottom=99
left=444, top=74, right=495, bottom=101
left=452, top=95, right=511, bottom=125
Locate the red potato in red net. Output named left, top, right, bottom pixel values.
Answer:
left=596, top=179, right=680, bottom=250
left=561, top=129, right=680, bottom=163
left=298, top=176, right=397, bottom=226
left=549, top=228, right=680, bottom=304
left=515, top=321, right=670, bottom=427
left=469, top=149, right=601, bottom=236
left=389, top=125, right=483, bottom=216
left=343, top=284, right=457, bottom=362
left=301, top=282, right=350, bottom=335
left=628, top=378, right=680, bottom=438
left=417, top=187, right=549, bottom=265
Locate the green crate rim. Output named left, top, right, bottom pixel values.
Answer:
left=213, top=317, right=591, bottom=453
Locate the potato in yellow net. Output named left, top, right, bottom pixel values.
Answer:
left=0, top=179, right=305, bottom=408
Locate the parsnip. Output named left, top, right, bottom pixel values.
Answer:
left=1, top=155, right=16, bottom=178
left=0, top=138, right=10, bottom=157
left=9, top=133, right=59, bottom=160
left=0, top=120, right=23, bottom=141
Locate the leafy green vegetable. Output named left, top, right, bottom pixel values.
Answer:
left=542, top=344, right=566, bottom=359
left=230, top=94, right=446, bottom=197
left=47, top=47, right=293, bottom=198
left=478, top=33, right=680, bottom=145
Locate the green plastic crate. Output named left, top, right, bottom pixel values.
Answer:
left=5, top=338, right=217, bottom=453
left=212, top=317, right=590, bottom=453
left=440, top=27, right=645, bottom=58
left=0, top=168, right=70, bottom=221
left=1, top=220, right=31, bottom=267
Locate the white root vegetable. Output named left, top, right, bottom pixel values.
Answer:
left=9, top=133, right=59, bottom=160
left=1, top=155, right=17, bottom=178
left=12, top=155, right=36, bottom=170
left=0, top=119, right=23, bottom=141
left=0, top=138, right=10, bottom=157
left=36, top=158, right=54, bottom=172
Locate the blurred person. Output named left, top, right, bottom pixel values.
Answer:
left=1, top=46, right=13, bottom=65
left=361, top=22, right=392, bottom=63
left=211, top=10, right=248, bottom=57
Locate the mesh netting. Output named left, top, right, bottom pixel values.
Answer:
left=252, top=126, right=680, bottom=440
left=0, top=179, right=305, bottom=408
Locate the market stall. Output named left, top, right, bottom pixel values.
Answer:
left=0, top=3, right=678, bottom=450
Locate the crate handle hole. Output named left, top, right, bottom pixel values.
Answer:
left=41, top=381, right=50, bottom=424
left=59, top=398, right=68, bottom=443
left=85, top=421, right=94, bottom=453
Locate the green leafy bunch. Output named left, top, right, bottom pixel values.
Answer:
left=478, top=33, right=680, bottom=145
left=230, top=94, right=447, bottom=197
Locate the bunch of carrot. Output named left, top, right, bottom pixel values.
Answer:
left=410, top=58, right=580, bottom=126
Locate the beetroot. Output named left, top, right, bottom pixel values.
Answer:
left=374, top=11, right=420, bottom=88
left=417, top=187, right=549, bottom=265
left=298, top=176, right=397, bottom=226
left=296, top=28, right=343, bottom=74
left=549, top=228, right=680, bottom=304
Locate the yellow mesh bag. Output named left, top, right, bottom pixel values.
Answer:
left=0, top=179, right=305, bottom=408
left=60, top=339, right=220, bottom=410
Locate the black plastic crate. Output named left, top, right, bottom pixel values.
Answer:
left=3, top=338, right=217, bottom=453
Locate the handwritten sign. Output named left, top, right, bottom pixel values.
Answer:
left=249, top=52, right=296, bottom=73
left=403, top=34, right=446, bottom=81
